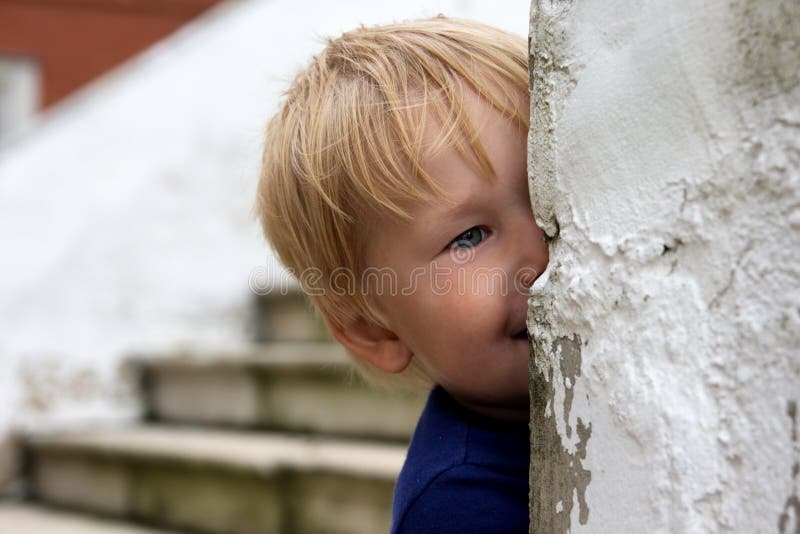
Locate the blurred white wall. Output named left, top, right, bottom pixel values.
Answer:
left=0, top=0, right=530, bottom=440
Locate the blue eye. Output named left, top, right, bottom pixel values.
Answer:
left=450, top=226, right=487, bottom=249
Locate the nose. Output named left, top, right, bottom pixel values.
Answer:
left=512, top=212, right=549, bottom=292
left=517, top=266, right=539, bottom=290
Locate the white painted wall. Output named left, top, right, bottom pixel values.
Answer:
left=527, top=0, right=800, bottom=531
left=0, top=0, right=530, bottom=469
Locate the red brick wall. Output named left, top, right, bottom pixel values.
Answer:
left=0, top=0, right=223, bottom=108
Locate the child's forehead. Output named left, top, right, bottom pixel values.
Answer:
left=392, top=98, right=524, bottom=216
left=366, top=90, right=521, bottom=211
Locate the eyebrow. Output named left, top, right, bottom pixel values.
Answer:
left=424, top=195, right=480, bottom=227
left=436, top=176, right=494, bottom=217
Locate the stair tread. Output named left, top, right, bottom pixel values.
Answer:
left=131, top=342, right=351, bottom=369
left=0, top=502, right=174, bottom=533
left=28, top=424, right=406, bottom=479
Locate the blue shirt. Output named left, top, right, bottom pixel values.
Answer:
left=391, top=387, right=530, bottom=533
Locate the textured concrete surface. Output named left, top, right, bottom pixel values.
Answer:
left=527, top=0, right=800, bottom=532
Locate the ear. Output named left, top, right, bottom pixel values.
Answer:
left=325, top=315, right=413, bottom=374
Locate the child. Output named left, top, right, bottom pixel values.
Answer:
left=255, top=16, right=548, bottom=532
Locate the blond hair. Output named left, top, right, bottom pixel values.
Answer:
left=255, top=16, right=529, bottom=388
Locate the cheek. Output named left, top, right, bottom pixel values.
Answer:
left=438, top=290, right=508, bottom=345
left=386, top=266, right=510, bottom=349
left=465, top=295, right=508, bottom=338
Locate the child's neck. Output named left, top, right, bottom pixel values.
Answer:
left=448, top=391, right=530, bottom=423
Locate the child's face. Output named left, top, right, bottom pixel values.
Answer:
left=364, top=91, right=549, bottom=420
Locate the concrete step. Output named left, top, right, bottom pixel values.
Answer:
left=0, top=501, right=175, bottom=533
left=25, top=425, right=406, bottom=534
left=250, top=290, right=332, bottom=342
left=132, top=343, right=426, bottom=441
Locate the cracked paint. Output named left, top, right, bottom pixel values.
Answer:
left=778, top=400, right=799, bottom=534
left=528, top=0, right=800, bottom=531
left=529, top=335, right=591, bottom=532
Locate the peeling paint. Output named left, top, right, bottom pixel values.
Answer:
left=779, top=400, right=800, bottom=534
left=528, top=0, right=800, bottom=531
left=730, top=0, right=800, bottom=97
left=529, top=335, right=591, bottom=532
left=559, top=335, right=582, bottom=440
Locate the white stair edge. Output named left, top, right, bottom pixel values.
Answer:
left=0, top=502, right=174, bottom=534
left=28, top=425, right=406, bottom=480
left=129, top=342, right=352, bottom=369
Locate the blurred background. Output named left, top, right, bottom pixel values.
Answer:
left=0, top=0, right=528, bottom=531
